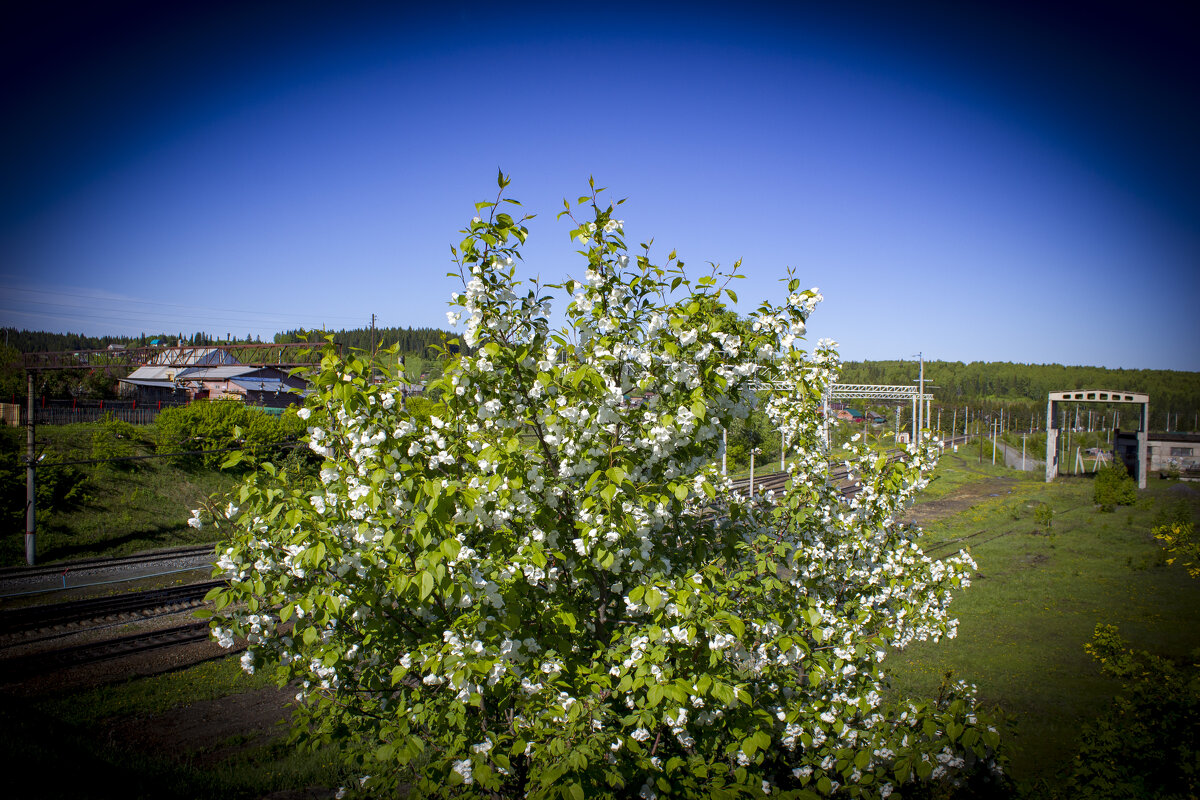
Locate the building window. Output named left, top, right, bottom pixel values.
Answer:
left=1170, top=447, right=1194, bottom=457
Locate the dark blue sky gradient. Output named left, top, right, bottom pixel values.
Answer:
left=2, top=1, right=1197, bottom=369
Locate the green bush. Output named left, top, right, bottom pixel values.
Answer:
left=1, top=427, right=87, bottom=527
left=1094, top=462, right=1137, bottom=512
left=91, top=412, right=140, bottom=468
left=1034, top=502, right=1054, bottom=533
left=156, top=400, right=300, bottom=470
left=1041, top=625, right=1200, bottom=799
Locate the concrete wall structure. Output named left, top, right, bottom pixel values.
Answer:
left=1046, top=390, right=1149, bottom=488
left=1147, top=432, right=1200, bottom=476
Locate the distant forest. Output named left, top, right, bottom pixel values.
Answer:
left=0, top=328, right=264, bottom=352
left=2, top=328, right=1197, bottom=430
left=0, top=326, right=455, bottom=356
left=272, top=326, right=456, bottom=355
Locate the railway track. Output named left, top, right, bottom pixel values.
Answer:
left=0, top=544, right=215, bottom=593
left=0, top=579, right=224, bottom=643
left=729, top=450, right=911, bottom=500
left=0, top=620, right=218, bottom=680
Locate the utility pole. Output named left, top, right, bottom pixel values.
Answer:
left=915, top=352, right=925, bottom=440
left=1065, top=408, right=1073, bottom=474
left=369, top=313, right=377, bottom=382
left=25, top=371, right=36, bottom=565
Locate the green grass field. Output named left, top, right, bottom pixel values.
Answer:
left=0, top=657, right=347, bottom=799
left=2, top=422, right=236, bottom=566
left=888, top=450, right=1200, bottom=788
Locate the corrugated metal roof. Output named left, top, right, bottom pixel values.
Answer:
left=178, top=365, right=261, bottom=380
left=230, top=377, right=296, bottom=393
left=126, top=348, right=243, bottom=381
left=124, top=364, right=292, bottom=382
left=124, top=365, right=180, bottom=381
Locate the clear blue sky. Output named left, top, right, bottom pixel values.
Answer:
left=2, top=0, right=1197, bottom=370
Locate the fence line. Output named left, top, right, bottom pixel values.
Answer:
left=0, top=401, right=186, bottom=427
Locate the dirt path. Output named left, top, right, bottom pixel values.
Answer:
left=906, top=475, right=1021, bottom=526
left=107, top=684, right=296, bottom=768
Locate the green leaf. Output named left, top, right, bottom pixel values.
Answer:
left=647, top=683, right=664, bottom=707
left=441, top=538, right=462, bottom=562
left=418, top=571, right=435, bottom=601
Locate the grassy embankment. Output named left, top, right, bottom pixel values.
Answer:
left=0, top=659, right=348, bottom=799
left=887, top=449, right=1200, bottom=789
left=2, top=422, right=237, bottom=566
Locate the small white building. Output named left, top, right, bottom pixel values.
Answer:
left=1147, top=432, right=1200, bottom=477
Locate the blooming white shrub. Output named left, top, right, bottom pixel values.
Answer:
left=201, top=175, right=1003, bottom=798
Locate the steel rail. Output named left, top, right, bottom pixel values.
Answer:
left=0, top=544, right=214, bottom=583
left=0, top=621, right=217, bottom=680
left=0, top=580, right=224, bottom=638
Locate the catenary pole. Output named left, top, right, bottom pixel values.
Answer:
left=26, top=371, right=36, bottom=565
left=918, top=353, right=924, bottom=436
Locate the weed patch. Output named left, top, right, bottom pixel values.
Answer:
left=889, top=461, right=1200, bottom=788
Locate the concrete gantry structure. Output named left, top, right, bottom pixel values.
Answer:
left=1045, top=390, right=1149, bottom=488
